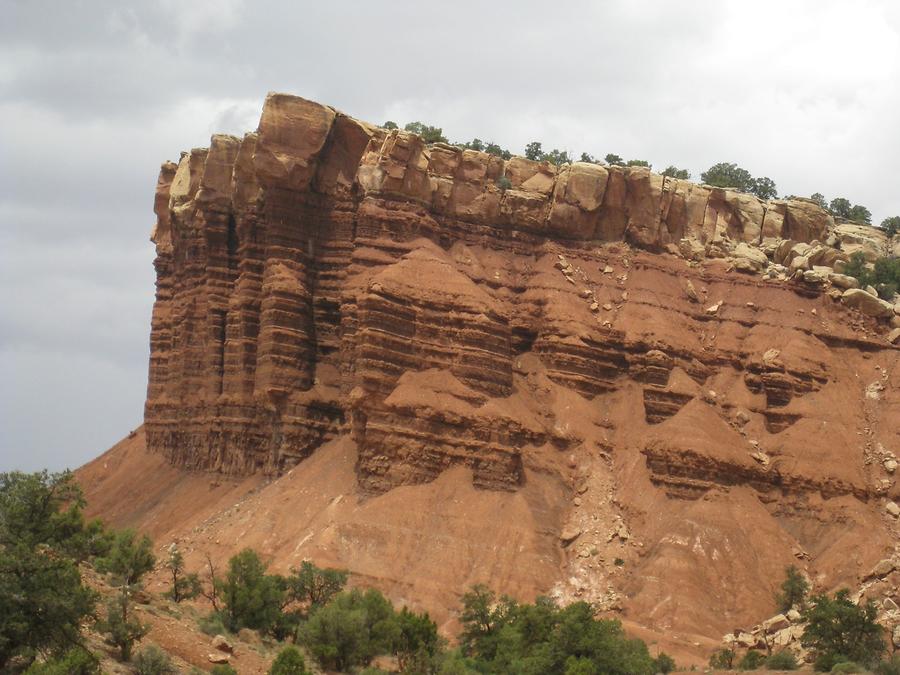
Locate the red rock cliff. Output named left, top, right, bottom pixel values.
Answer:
left=131, top=93, right=900, bottom=651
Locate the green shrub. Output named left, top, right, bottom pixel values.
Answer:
left=874, top=654, right=900, bottom=675
left=268, top=646, right=310, bottom=674
left=767, top=649, right=799, bottom=670
left=95, top=529, right=156, bottom=587
left=776, top=565, right=810, bottom=612
left=210, top=666, right=238, bottom=675
left=831, top=662, right=866, bottom=673
left=0, top=472, right=100, bottom=668
left=738, top=649, right=766, bottom=670
left=300, top=588, right=397, bottom=671
left=709, top=648, right=735, bottom=669
left=655, top=652, right=676, bottom=673
left=198, top=612, right=228, bottom=636
left=23, top=647, right=99, bottom=675
left=132, top=645, right=176, bottom=674
left=218, top=548, right=284, bottom=633
left=802, top=589, right=884, bottom=669
left=458, top=587, right=655, bottom=675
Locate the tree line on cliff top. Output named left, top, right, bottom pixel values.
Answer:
left=384, top=119, right=899, bottom=234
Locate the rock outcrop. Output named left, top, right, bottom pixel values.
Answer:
left=95, top=92, right=900, bottom=659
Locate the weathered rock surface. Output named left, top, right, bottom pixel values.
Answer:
left=84, top=93, right=900, bottom=663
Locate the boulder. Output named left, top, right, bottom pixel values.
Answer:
left=789, top=255, right=810, bottom=273
left=887, top=328, right=900, bottom=345
left=212, top=634, right=234, bottom=653
left=732, top=243, right=768, bottom=271
left=833, top=222, right=890, bottom=262
left=784, top=200, right=833, bottom=242
left=871, top=559, right=896, bottom=578
left=803, top=268, right=829, bottom=284
left=560, top=525, right=582, bottom=545
left=787, top=608, right=801, bottom=622
left=886, top=501, right=900, bottom=517
left=763, top=614, right=791, bottom=633
left=208, top=653, right=231, bottom=664
left=829, top=272, right=859, bottom=290
left=841, top=289, right=895, bottom=318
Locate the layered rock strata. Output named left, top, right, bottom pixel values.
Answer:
left=148, top=92, right=896, bottom=490
left=137, top=92, right=900, bottom=649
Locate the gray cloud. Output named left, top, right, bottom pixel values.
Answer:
left=1, top=0, right=899, bottom=471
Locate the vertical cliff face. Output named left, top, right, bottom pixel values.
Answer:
left=144, top=92, right=878, bottom=484
left=134, top=92, right=900, bottom=647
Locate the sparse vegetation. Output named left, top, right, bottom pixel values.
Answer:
left=403, top=121, right=447, bottom=144
left=882, top=216, right=900, bottom=237
left=700, top=162, right=778, bottom=199
left=22, top=647, right=99, bottom=675
left=662, top=165, right=690, bottom=179
left=776, top=564, right=810, bottom=612
left=766, top=649, right=799, bottom=670
left=210, top=665, right=239, bottom=675
left=132, top=644, right=177, bottom=674
left=164, top=544, right=201, bottom=602
left=96, top=528, right=156, bottom=661
left=802, top=589, right=884, bottom=671
left=268, top=646, right=311, bottom=675
left=217, top=548, right=284, bottom=634
left=738, top=649, right=766, bottom=670
left=709, top=647, right=735, bottom=669
left=299, top=588, right=398, bottom=671
left=655, top=652, right=676, bottom=673
left=457, top=585, right=657, bottom=674
left=198, top=611, right=228, bottom=636
left=844, top=251, right=900, bottom=300
left=0, top=471, right=101, bottom=670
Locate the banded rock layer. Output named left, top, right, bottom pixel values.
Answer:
left=146, top=93, right=878, bottom=490
left=138, top=93, right=900, bottom=646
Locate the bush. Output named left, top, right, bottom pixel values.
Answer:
left=268, top=646, right=310, bottom=675
left=776, top=565, right=809, bottom=612
left=874, top=654, right=900, bottom=675
left=198, top=612, right=228, bottom=636
left=300, top=588, right=397, bottom=671
left=458, top=588, right=655, bottom=674
left=662, top=166, right=690, bottom=180
left=767, top=649, right=799, bottom=670
left=218, top=548, right=284, bottom=633
left=210, top=666, right=239, bottom=675
left=98, top=591, right=150, bottom=661
left=831, top=662, right=866, bottom=673
left=0, top=471, right=100, bottom=668
left=709, top=648, right=735, bottom=669
left=882, top=216, right=900, bottom=238
left=95, top=529, right=156, bottom=586
left=803, top=589, right=884, bottom=669
left=655, top=652, right=676, bottom=673
left=738, top=649, right=766, bottom=670
left=23, top=647, right=99, bottom=675
left=132, top=645, right=176, bottom=675
left=403, top=122, right=447, bottom=144
left=871, top=256, right=900, bottom=300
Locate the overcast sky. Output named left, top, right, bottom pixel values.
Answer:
left=1, top=0, right=899, bottom=473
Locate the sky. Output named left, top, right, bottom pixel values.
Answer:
left=1, top=0, right=899, bottom=472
